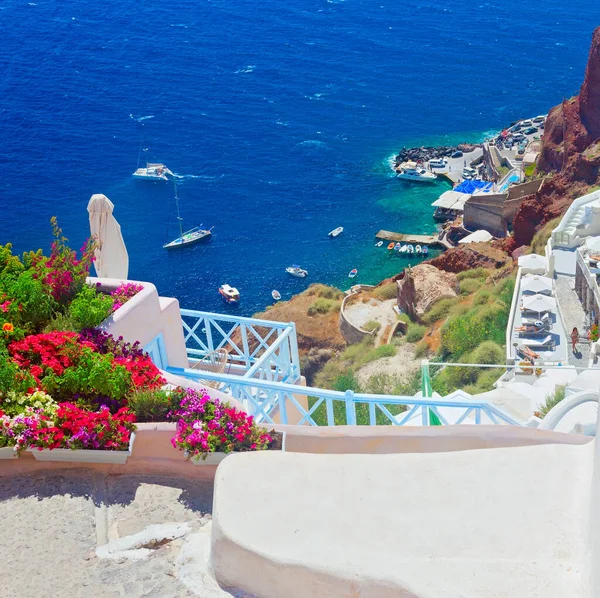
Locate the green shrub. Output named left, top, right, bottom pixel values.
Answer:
left=406, top=324, right=427, bottom=343
left=43, top=313, right=79, bottom=333
left=332, top=372, right=361, bottom=392
left=0, top=347, right=35, bottom=398
left=398, top=312, right=411, bottom=323
left=68, top=285, right=114, bottom=330
left=422, top=297, right=458, bottom=325
left=456, top=268, right=488, bottom=281
left=307, top=284, right=343, bottom=300
left=372, top=344, right=396, bottom=359
left=539, top=385, right=566, bottom=417
left=128, top=389, right=173, bottom=422
left=307, top=297, right=340, bottom=315
left=470, top=341, right=504, bottom=364
left=473, top=289, right=491, bottom=305
left=459, top=278, right=483, bottom=295
left=373, top=282, right=397, bottom=301
left=363, top=320, right=381, bottom=333
left=531, top=217, right=561, bottom=255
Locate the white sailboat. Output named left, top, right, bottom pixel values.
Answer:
left=163, top=180, right=212, bottom=250
left=133, top=147, right=173, bottom=182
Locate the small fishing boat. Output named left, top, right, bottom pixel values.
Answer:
left=219, top=284, right=240, bottom=304
left=400, top=245, right=408, bottom=253
left=407, top=244, right=415, bottom=253
left=415, top=245, right=422, bottom=254
left=329, top=226, right=344, bottom=238
left=348, top=269, right=358, bottom=278
left=422, top=246, right=429, bottom=255
left=375, top=241, right=383, bottom=247
left=133, top=163, right=173, bottom=182
left=387, top=242, right=395, bottom=250
left=394, top=243, right=401, bottom=251
left=272, top=290, right=281, bottom=301
left=286, top=265, right=308, bottom=278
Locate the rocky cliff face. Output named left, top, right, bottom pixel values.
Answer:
left=514, top=27, right=600, bottom=246
left=396, top=264, right=458, bottom=322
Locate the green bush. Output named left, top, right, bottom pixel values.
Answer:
left=372, top=344, right=396, bottom=359
left=307, top=284, right=343, bottom=300
left=406, top=324, right=427, bottom=343
left=332, top=372, right=361, bottom=392
left=128, top=389, right=173, bottom=422
left=307, top=297, right=340, bottom=316
left=398, top=312, right=411, bottom=323
left=422, top=297, right=458, bottom=325
left=539, top=385, right=566, bottom=417
left=459, top=278, right=483, bottom=295
left=470, top=341, right=504, bottom=364
left=473, top=289, right=492, bottom=305
left=0, top=346, right=35, bottom=398
left=373, top=282, right=397, bottom=301
left=456, top=268, right=488, bottom=281
left=68, top=285, right=114, bottom=330
left=43, top=313, right=79, bottom=333
left=363, top=320, right=381, bottom=333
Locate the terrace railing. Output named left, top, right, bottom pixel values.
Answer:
left=165, top=365, right=522, bottom=427
left=181, top=309, right=300, bottom=382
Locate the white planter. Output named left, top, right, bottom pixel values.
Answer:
left=188, top=451, right=229, bottom=465
left=27, top=433, right=136, bottom=464
left=187, top=432, right=286, bottom=465
left=0, top=446, right=17, bottom=460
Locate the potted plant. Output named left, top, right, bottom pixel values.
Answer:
left=170, top=389, right=283, bottom=464
left=27, top=403, right=137, bottom=464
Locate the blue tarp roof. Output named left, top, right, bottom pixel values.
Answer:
left=454, top=180, right=493, bottom=194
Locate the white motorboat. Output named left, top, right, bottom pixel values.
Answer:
left=394, top=243, right=401, bottom=251
left=348, top=269, right=358, bottom=278
left=396, top=161, right=437, bottom=183
left=415, top=245, right=422, bottom=254
left=407, top=244, right=415, bottom=253
left=286, top=266, right=308, bottom=278
left=163, top=180, right=213, bottom=249
left=400, top=245, right=408, bottom=253
left=422, top=245, right=429, bottom=255
left=329, top=227, right=344, bottom=238
left=272, top=290, right=281, bottom=301
left=219, top=284, right=240, bottom=304
left=375, top=241, right=383, bottom=247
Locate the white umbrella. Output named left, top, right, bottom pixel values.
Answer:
left=521, top=293, right=556, bottom=314
left=517, top=253, right=548, bottom=274
left=584, top=236, right=600, bottom=254
left=521, top=275, right=553, bottom=295
left=87, top=194, right=129, bottom=279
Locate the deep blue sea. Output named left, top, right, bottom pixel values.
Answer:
left=1, top=1, right=599, bottom=315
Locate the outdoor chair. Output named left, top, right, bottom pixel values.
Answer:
left=521, top=335, right=555, bottom=350
left=190, top=348, right=230, bottom=390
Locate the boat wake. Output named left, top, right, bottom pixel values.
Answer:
left=235, top=65, right=255, bottom=74
left=129, top=114, right=155, bottom=122
left=173, top=173, right=223, bottom=181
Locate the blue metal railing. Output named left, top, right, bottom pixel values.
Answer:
left=166, top=366, right=522, bottom=427
left=180, top=309, right=300, bottom=381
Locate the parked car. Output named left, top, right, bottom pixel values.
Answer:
left=451, top=150, right=463, bottom=158
left=429, top=158, right=447, bottom=168
left=532, top=115, right=546, bottom=123
left=512, top=132, right=525, bottom=142
left=520, top=119, right=533, bottom=127
left=518, top=145, right=526, bottom=155
left=462, top=167, right=477, bottom=179
left=523, top=126, right=538, bottom=135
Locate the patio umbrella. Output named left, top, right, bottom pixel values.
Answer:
left=521, top=275, right=553, bottom=295
left=517, top=253, right=548, bottom=274
left=87, top=194, right=129, bottom=279
left=521, top=293, right=556, bottom=314
left=421, top=360, right=441, bottom=426
left=584, top=236, right=600, bottom=254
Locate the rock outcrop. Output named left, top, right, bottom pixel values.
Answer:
left=396, top=264, right=458, bottom=322
left=427, top=244, right=508, bottom=274
left=513, top=27, right=600, bottom=246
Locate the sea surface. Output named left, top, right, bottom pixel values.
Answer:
left=1, top=0, right=599, bottom=316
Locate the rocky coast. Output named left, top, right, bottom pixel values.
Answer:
left=394, top=143, right=481, bottom=166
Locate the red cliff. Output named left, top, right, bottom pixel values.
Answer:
left=513, top=27, right=600, bottom=246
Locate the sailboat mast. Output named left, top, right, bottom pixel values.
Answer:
left=173, top=179, right=184, bottom=239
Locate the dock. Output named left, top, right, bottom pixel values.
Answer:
left=375, top=230, right=453, bottom=250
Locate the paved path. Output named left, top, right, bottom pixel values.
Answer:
left=555, top=275, right=590, bottom=367
left=0, top=471, right=254, bottom=598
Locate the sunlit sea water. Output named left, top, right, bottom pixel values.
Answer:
left=1, top=0, right=599, bottom=314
